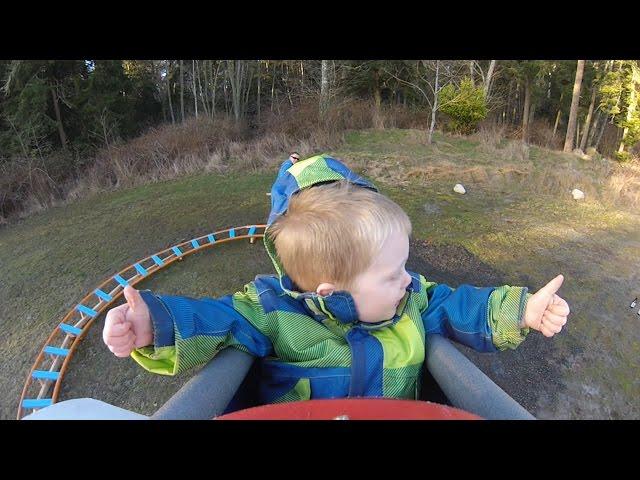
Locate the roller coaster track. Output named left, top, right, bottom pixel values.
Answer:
left=17, top=224, right=267, bottom=419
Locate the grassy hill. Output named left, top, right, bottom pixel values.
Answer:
left=2, top=129, right=639, bottom=419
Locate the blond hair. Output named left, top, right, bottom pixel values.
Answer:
left=267, top=181, right=412, bottom=292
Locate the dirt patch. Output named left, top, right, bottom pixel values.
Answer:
left=407, top=239, right=565, bottom=418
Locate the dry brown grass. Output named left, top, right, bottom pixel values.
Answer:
left=4, top=107, right=639, bottom=222
left=604, top=162, right=640, bottom=207
left=2, top=100, right=430, bottom=222
left=372, top=124, right=640, bottom=211
left=528, top=120, right=564, bottom=150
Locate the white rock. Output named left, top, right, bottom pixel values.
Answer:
left=571, top=189, right=585, bottom=200
left=453, top=183, right=466, bottom=194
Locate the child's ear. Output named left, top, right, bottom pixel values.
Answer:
left=316, top=283, right=336, bottom=297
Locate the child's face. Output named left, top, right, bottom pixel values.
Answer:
left=348, top=230, right=412, bottom=323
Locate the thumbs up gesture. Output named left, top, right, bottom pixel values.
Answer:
left=102, top=286, right=153, bottom=357
left=522, top=274, right=570, bottom=337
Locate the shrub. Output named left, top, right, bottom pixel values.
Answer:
left=438, top=78, right=488, bottom=134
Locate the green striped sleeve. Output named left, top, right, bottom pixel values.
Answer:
left=488, top=286, right=531, bottom=350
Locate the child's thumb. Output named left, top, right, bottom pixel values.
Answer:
left=123, top=285, right=141, bottom=313
left=539, top=274, right=564, bottom=296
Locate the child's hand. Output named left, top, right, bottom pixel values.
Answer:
left=102, top=286, right=153, bottom=357
left=522, top=274, right=570, bottom=337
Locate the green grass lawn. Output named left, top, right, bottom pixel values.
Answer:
left=2, top=129, right=639, bottom=419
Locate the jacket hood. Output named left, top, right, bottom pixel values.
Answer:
left=263, top=154, right=411, bottom=329
left=264, top=154, right=377, bottom=285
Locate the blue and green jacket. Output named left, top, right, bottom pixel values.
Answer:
left=132, top=154, right=531, bottom=403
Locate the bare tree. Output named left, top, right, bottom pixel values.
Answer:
left=192, top=60, right=198, bottom=118
left=617, top=62, right=639, bottom=154
left=320, top=60, right=330, bottom=117
left=211, top=61, right=221, bottom=117
left=180, top=60, right=185, bottom=122
left=564, top=60, right=585, bottom=152
left=226, top=60, right=252, bottom=123
left=552, top=91, right=564, bottom=138
left=522, top=78, right=532, bottom=142
left=428, top=60, right=440, bottom=144
left=384, top=60, right=463, bottom=144
left=165, top=61, right=175, bottom=124
left=484, top=60, right=497, bottom=99
left=469, top=60, right=475, bottom=86
left=579, top=79, right=597, bottom=151
left=50, top=82, right=68, bottom=150
left=257, top=60, right=261, bottom=122
left=196, top=60, right=209, bottom=117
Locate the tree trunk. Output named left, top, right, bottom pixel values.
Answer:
left=563, top=60, right=585, bottom=152
left=227, top=60, right=247, bottom=123
left=224, top=81, right=230, bottom=115
left=553, top=111, right=562, bottom=138
left=211, top=61, right=220, bottom=117
left=522, top=80, right=531, bottom=142
left=167, top=64, right=175, bottom=124
left=196, top=60, right=209, bottom=117
left=180, top=60, right=185, bottom=122
left=576, top=119, right=581, bottom=148
left=373, top=84, right=381, bottom=109
left=257, top=60, right=261, bottom=122
left=243, top=65, right=254, bottom=119
left=284, top=62, right=293, bottom=106
left=203, top=60, right=210, bottom=117
left=50, top=84, right=67, bottom=150
left=504, top=80, right=512, bottom=126
left=428, top=60, right=440, bottom=145
left=469, top=60, right=475, bottom=86
left=157, top=61, right=167, bottom=123
left=618, top=74, right=637, bottom=154
left=589, top=61, right=613, bottom=145
left=579, top=82, right=597, bottom=151
left=320, top=59, right=329, bottom=118
left=529, top=103, right=536, bottom=127
left=484, top=60, right=497, bottom=99
left=587, top=111, right=601, bottom=148
left=372, top=67, right=382, bottom=110
left=552, top=91, right=564, bottom=138
left=594, top=114, right=608, bottom=151
left=513, top=82, right=520, bottom=125
left=619, top=126, right=630, bottom=153
left=271, top=62, right=276, bottom=112
left=192, top=60, right=198, bottom=118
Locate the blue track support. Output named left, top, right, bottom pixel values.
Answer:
left=151, top=255, right=165, bottom=266
left=229, top=229, right=236, bottom=238
left=172, top=246, right=183, bottom=257
left=59, top=323, right=82, bottom=336
left=95, top=289, right=113, bottom=302
left=76, top=304, right=98, bottom=318
left=44, top=346, right=69, bottom=357
left=191, top=239, right=200, bottom=249
left=248, top=226, right=256, bottom=236
left=32, top=370, right=60, bottom=381
left=208, top=234, right=216, bottom=244
left=114, top=274, right=129, bottom=287
left=22, top=398, right=53, bottom=409
left=134, top=263, right=148, bottom=277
